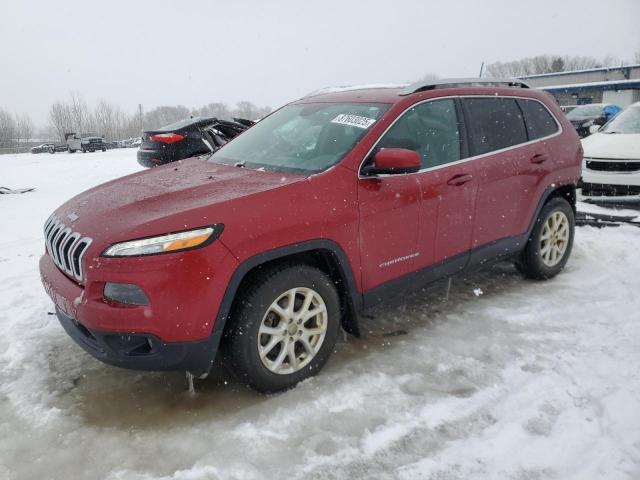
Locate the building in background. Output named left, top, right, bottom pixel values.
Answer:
left=519, top=64, right=640, bottom=107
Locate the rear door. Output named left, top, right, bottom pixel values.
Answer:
left=515, top=98, right=561, bottom=232
left=461, top=97, right=531, bottom=247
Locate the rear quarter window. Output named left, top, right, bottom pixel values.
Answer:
left=518, top=99, right=559, bottom=139
left=462, top=97, right=528, bottom=156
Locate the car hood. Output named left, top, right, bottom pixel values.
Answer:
left=581, top=133, right=640, bottom=159
left=53, top=158, right=304, bottom=246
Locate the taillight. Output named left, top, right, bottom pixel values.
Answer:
left=150, top=133, right=184, bottom=144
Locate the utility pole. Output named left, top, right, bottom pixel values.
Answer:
left=478, top=61, right=485, bottom=78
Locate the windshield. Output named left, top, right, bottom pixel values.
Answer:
left=566, top=105, right=603, bottom=119
left=209, top=103, right=389, bottom=174
left=601, top=105, right=640, bottom=134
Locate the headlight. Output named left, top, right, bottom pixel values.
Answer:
left=102, top=225, right=224, bottom=257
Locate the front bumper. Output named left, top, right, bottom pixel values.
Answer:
left=55, top=307, right=219, bottom=373
left=40, top=238, right=239, bottom=371
left=582, top=159, right=640, bottom=197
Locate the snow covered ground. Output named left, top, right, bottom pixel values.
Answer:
left=1, top=149, right=639, bottom=480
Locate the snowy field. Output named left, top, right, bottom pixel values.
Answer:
left=1, top=149, right=639, bottom=480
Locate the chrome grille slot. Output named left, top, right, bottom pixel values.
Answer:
left=61, top=232, right=80, bottom=272
left=43, top=214, right=93, bottom=282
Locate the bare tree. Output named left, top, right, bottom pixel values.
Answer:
left=634, top=50, right=640, bottom=64
left=0, top=108, right=17, bottom=148
left=49, top=101, right=74, bottom=141
left=43, top=96, right=272, bottom=144
left=94, top=99, right=121, bottom=140
left=485, top=54, right=615, bottom=77
left=69, top=92, right=92, bottom=133
left=195, top=102, right=231, bottom=119
left=144, top=105, right=190, bottom=130
left=233, top=101, right=271, bottom=120
left=16, top=113, right=34, bottom=144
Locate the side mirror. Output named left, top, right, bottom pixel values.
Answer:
left=365, top=148, right=421, bottom=175
left=589, top=124, right=601, bottom=135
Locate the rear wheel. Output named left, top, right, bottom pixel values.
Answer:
left=225, top=264, right=340, bottom=393
left=516, top=197, right=575, bottom=279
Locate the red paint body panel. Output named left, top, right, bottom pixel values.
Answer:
left=40, top=85, right=582, bottom=355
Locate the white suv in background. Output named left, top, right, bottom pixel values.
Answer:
left=581, top=102, right=640, bottom=198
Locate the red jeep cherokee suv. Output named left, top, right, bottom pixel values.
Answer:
left=40, top=79, right=582, bottom=392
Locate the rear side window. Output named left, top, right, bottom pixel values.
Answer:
left=462, top=98, right=527, bottom=155
left=518, top=99, right=559, bottom=139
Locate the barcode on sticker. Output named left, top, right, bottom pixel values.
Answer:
left=330, top=114, right=376, bottom=129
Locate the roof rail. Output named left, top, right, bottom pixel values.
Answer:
left=399, top=78, right=531, bottom=96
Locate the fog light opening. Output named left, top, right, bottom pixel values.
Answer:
left=104, top=282, right=150, bottom=306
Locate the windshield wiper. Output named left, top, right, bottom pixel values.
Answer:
left=234, top=160, right=246, bottom=168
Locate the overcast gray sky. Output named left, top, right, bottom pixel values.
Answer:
left=1, top=0, right=638, bottom=126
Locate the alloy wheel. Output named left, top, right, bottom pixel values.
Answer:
left=540, top=211, right=570, bottom=267
left=257, top=287, right=328, bottom=375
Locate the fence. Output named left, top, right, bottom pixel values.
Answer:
left=0, top=146, right=33, bottom=155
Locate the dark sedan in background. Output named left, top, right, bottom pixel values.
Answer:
left=566, top=103, right=622, bottom=138
left=137, top=117, right=253, bottom=167
left=30, top=143, right=68, bottom=154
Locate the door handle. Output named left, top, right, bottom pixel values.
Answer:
left=447, top=174, right=473, bottom=186
left=530, top=153, right=549, bottom=164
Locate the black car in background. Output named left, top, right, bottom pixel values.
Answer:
left=137, top=117, right=253, bottom=167
left=565, top=103, right=622, bottom=138
left=30, top=143, right=68, bottom=154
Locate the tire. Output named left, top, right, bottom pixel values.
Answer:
left=225, top=264, right=341, bottom=393
left=81, top=149, right=86, bottom=153
left=101, top=147, right=106, bottom=152
left=49, top=148, right=55, bottom=154
left=68, top=149, right=75, bottom=153
left=516, top=197, right=575, bottom=280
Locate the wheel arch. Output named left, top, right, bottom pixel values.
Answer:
left=526, top=183, right=576, bottom=237
left=547, top=183, right=576, bottom=213
left=208, top=240, right=362, bottom=368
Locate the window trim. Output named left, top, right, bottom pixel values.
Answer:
left=358, top=95, right=562, bottom=179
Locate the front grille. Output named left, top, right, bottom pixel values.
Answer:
left=44, top=214, right=92, bottom=282
left=586, top=159, right=640, bottom=173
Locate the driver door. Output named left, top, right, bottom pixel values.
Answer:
left=357, top=114, right=422, bottom=293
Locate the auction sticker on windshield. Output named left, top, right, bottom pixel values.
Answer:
left=331, top=114, right=377, bottom=129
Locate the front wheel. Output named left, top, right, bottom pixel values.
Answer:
left=516, top=197, right=575, bottom=279
left=225, top=265, right=341, bottom=393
